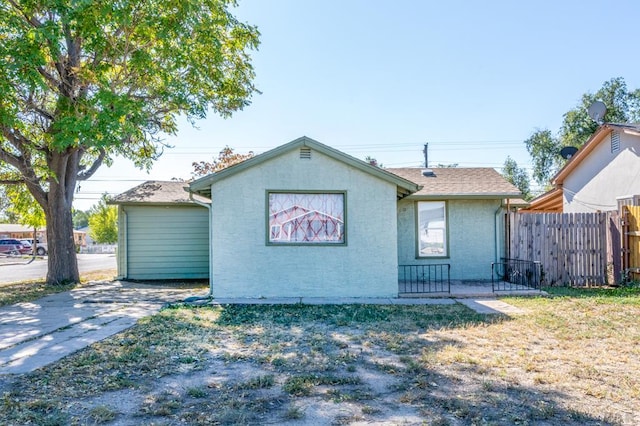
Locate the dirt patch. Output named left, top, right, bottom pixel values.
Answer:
left=1, top=298, right=639, bottom=425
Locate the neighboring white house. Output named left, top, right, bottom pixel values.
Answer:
left=112, top=137, right=522, bottom=297
left=526, top=123, right=640, bottom=213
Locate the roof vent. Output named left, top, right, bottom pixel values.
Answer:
left=421, top=169, right=436, bottom=177
left=300, top=147, right=311, bottom=159
left=611, top=131, right=620, bottom=153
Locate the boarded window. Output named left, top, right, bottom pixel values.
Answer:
left=268, top=192, right=345, bottom=244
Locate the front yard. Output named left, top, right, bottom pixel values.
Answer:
left=1, top=288, right=639, bottom=425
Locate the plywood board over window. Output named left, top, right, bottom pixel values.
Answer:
left=267, top=192, right=345, bottom=245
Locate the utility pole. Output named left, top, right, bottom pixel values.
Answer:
left=423, top=143, right=428, bottom=168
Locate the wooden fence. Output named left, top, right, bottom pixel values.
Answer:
left=509, top=212, right=620, bottom=286
left=623, top=206, right=640, bottom=279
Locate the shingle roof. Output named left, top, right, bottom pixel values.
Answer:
left=190, top=136, right=421, bottom=199
left=0, top=224, right=45, bottom=233
left=385, top=167, right=521, bottom=198
left=109, top=181, right=210, bottom=205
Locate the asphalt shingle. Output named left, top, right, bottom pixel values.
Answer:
left=109, top=180, right=210, bottom=205
left=385, top=167, right=521, bottom=197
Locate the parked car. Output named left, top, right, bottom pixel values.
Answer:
left=22, top=238, right=48, bottom=256
left=0, top=239, right=30, bottom=255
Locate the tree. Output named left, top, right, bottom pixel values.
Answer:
left=5, top=184, right=46, bottom=254
left=0, top=186, right=19, bottom=223
left=502, top=156, right=531, bottom=201
left=5, top=184, right=46, bottom=229
left=524, top=129, right=558, bottom=188
left=192, top=146, right=254, bottom=177
left=72, top=209, right=89, bottom=229
left=525, top=77, right=640, bottom=186
left=88, top=195, right=117, bottom=244
left=0, top=1, right=259, bottom=284
left=364, top=156, right=383, bottom=168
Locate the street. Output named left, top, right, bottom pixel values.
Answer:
left=0, top=254, right=116, bottom=285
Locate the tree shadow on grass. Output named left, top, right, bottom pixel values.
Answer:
left=0, top=303, right=627, bottom=425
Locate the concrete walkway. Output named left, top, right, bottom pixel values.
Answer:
left=0, top=281, right=203, bottom=375
left=0, top=281, right=529, bottom=375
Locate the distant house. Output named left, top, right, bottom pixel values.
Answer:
left=77, top=226, right=117, bottom=254
left=0, top=224, right=86, bottom=247
left=525, top=123, right=640, bottom=213
left=112, top=137, right=521, bottom=297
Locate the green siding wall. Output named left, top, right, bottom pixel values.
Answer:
left=122, top=205, right=209, bottom=280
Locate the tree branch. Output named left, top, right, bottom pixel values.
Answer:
left=77, top=148, right=106, bottom=181
left=1, top=125, right=35, bottom=160
left=7, top=0, right=43, bottom=28
left=37, top=66, right=62, bottom=91
left=64, top=149, right=79, bottom=206
left=25, top=95, right=55, bottom=122
left=1, top=126, right=48, bottom=206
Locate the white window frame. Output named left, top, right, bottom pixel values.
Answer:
left=416, top=201, right=448, bottom=257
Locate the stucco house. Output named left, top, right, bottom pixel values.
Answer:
left=525, top=123, right=640, bottom=213
left=112, top=137, right=521, bottom=297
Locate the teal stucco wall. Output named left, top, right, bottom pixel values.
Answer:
left=210, top=147, right=399, bottom=297
left=397, top=198, right=503, bottom=281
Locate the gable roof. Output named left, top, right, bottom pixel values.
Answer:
left=553, top=123, right=640, bottom=185
left=385, top=167, right=521, bottom=199
left=109, top=181, right=210, bottom=205
left=190, top=136, right=422, bottom=199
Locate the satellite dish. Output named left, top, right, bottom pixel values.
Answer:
left=588, top=101, right=607, bottom=124
left=560, top=146, right=579, bottom=160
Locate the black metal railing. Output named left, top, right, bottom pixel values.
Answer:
left=399, top=264, right=450, bottom=294
left=492, top=258, right=542, bottom=291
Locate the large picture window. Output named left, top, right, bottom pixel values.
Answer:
left=268, top=192, right=345, bottom=244
left=417, top=201, right=447, bottom=257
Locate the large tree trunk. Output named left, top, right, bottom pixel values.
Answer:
left=45, top=194, right=79, bottom=284
left=44, top=151, right=80, bottom=285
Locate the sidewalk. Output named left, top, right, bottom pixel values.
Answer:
left=0, top=281, right=527, bottom=375
left=0, top=281, right=203, bottom=375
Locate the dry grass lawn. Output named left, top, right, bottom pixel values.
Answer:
left=0, top=270, right=116, bottom=307
left=1, top=287, right=639, bottom=425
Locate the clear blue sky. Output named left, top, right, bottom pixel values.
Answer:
left=75, top=0, right=640, bottom=209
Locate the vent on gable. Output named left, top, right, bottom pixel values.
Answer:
left=611, top=131, right=620, bottom=153
left=300, top=147, right=312, bottom=159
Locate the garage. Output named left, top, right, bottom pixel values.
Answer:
left=110, top=181, right=210, bottom=280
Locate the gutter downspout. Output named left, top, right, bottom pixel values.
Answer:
left=119, top=206, right=128, bottom=279
left=494, top=204, right=505, bottom=264
left=190, top=192, right=213, bottom=297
